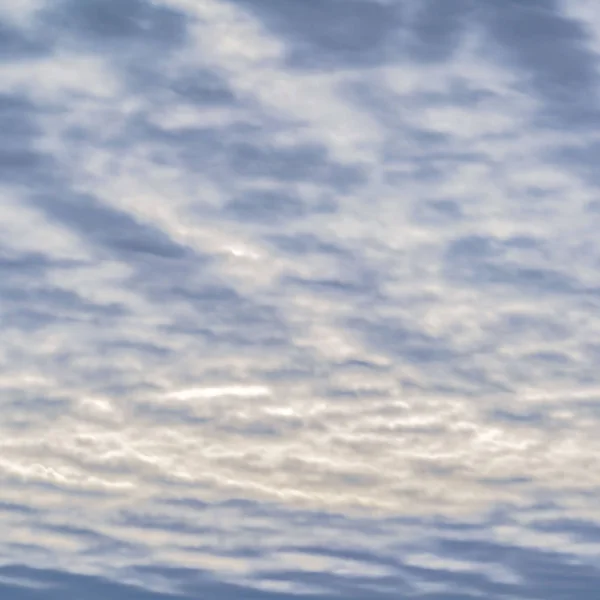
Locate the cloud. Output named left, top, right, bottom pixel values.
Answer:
left=480, top=0, right=600, bottom=126
left=230, top=0, right=403, bottom=70
left=2, top=0, right=600, bottom=597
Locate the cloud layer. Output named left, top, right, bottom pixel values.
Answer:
left=2, top=0, right=600, bottom=597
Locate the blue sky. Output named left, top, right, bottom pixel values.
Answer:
left=2, top=0, right=600, bottom=597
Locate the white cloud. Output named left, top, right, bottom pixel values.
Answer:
left=0, top=0, right=46, bottom=28
left=166, top=385, right=272, bottom=400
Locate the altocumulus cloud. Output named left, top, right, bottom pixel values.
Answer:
left=2, top=0, right=600, bottom=598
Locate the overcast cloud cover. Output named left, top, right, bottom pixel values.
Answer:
left=2, top=0, right=600, bottom=597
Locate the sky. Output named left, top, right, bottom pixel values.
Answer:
left=1, top=0, right=600, bottom=598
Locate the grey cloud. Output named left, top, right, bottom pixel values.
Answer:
left=224, top=190, right=307, bottom=224
left=444, top=234, right=582, bottom=294
left=165, top=284, right=288, bottom=341
left=230, top=0, right=402, bottom=70
left=6, top=495, right=600, bottom=598
left=44, top=0, right=187, bottom=49
left=4, top=283, right=125, bottom=319
left=0, top=21, right=52, bottom=60
left=131, top=402, right=210, bottom=428
left=31, top=193, right=189, bottom=260
left=436, top=536, right=600, bottom=600
left=410, top=198, right=464, bottom=226
left=0, top=94, right=52, bottom=185
left=273, top=237, right=381, bottom=299
left=493, top=311, right=570, bottom=343
left=4, top=395, right=71, bottom=425
left=169, top=70, right=237, bottom=107
left=351, top=317, right=455, bottom=364
left=227, top=142, right=366, bottom=188
left=281, top=274, right=379, bottom=302
left=0, top=249, right=78, bottom=274
left=117, top=510, right=217, bottom=537
left=130, top=119, right=364, bottom=201
left=251, top=569, right=412, bottom=598
left=481, top=0, right=600, bottom=126
left=406, top=0, right=474, bottom=63
left=0, top=501, right=37, bottom=515
left=552, top=140, right=600, bottom=188
left=0, top=566, right=189, bottom=600
left=265, top=233, right=348, bottom=257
